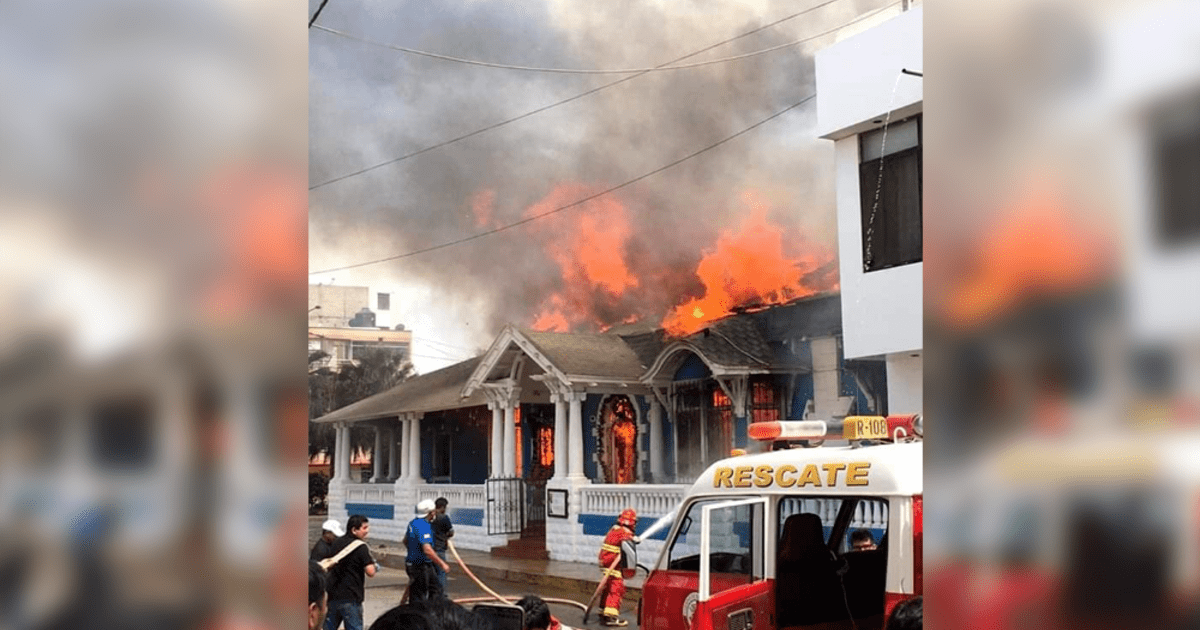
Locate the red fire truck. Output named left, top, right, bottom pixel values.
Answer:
left=637, top=415, right=923, bottom=630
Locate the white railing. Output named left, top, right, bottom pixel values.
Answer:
left=417, top=484, right=486, bottom=509
left=345, top=483, right=394, bottom=505
left=580, top=484, right=688, bottom=518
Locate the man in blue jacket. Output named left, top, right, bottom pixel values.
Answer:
left=405, top=499, right=452, bottom=602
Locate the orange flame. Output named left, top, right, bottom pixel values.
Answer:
left=526, top=184, right=639, bottom=331
left=934, top=190, right=1115, bottom=330
left=661, top=194, right=835, bottom=336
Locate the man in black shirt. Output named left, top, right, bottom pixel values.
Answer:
left=311, top=519, right=344, bottom=562
left=431, top=497, right=455, bottom=594
left=324, top=515, right=378, bottom=630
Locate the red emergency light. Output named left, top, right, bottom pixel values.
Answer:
left=748, top=414, right=922, bottom=443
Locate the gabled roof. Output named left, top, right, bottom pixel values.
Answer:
left=642, top=293, right=843, bottom=381
left=314, top=356, right=485, bottom=424
left=462, top=326, right=648, bottom=396
left=520, top=329, right=647, bottom=380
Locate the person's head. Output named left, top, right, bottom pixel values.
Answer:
left=322, top=519, right=345, bottom=542
left=435, top=497, right=449, bottom=515
left=617, top=508, right=637, bottom=530
left=885, top=596, right=922, bottom=630
left=348, top=515, right=370, bottom=539
left=515, top=595, right=551, bottom=630
left=308, top=561, right=329, bottom=630
left=418, top=499, right=438, bottom=522
left=851, top=529, right=876, bottom=551
left=370, top=599, right=491, bottom=630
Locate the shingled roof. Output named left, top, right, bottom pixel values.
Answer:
left=314, top=356, right=485, bottom=424
left=519, top=329, right=647, bottom=380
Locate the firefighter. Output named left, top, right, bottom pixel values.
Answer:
left=597, top=508, right=638, bottom=627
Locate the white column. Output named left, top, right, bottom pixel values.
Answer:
left=371, top=426, right=384, bottom=482
left=397, top=419, right=408, bottom=480
left=408, top=414, right=422, bottom=481
left=490, top=403, right=503, bottom=478
left=568, top=392, right=586, bottom=479
left=648, top=399, right=664, bottom=482
left=387, top=426, right=398, bottom=482
left=503, top=399, right=518, bottom=477
left=338, top=423, right=351, bottom=481
left=552, top=393, right=568, bottom=480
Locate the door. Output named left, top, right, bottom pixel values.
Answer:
left=695, top=497, right=773, bottom=630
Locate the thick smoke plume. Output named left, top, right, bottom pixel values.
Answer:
left=309, top=0, right=898, bottom=342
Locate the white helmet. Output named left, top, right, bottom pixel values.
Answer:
left=417, top=499, right=437, bottom=515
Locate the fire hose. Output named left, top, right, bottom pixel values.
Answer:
left=445, top=540, right=589, bottom=612
left=395, top=512, right=680, bottom=616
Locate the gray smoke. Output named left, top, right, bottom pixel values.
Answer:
left=310, top=0, right=891, bottom=337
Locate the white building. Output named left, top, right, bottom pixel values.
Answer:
left=815, top=6, right=924, bottom=416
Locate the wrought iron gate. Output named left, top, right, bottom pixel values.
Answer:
left=486, top=478, right=524, bottom=535
left=526, top=479, right=546, bottom=524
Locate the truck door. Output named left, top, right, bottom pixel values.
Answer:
left=693, top=497, right=772, bottom=630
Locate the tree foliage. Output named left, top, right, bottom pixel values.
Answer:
left=308, top=348, right=416, bottom=458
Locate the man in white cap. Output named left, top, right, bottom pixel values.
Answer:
left=311, top=518, right=345, bottom=562
left=404, top=499, right=451, bottom=602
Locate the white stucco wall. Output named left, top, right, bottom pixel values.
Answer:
left=815, top=6, right=923, bottom=141
left=885, top=352, right=923, bottom=415
left=833, top=137, right=923, bottom=360
left=816, top=6, right=923, bottom=361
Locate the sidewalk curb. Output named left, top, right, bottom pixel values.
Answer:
left=375, top=550, right=642, bottom=604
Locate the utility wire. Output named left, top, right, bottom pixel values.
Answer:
left=316, top=18, right=826, bottom=74
left=310, top=93, right=815, bottom=275
left=309, top=0, right=331, bottom=28
left=309, top=0, right=899, bottom=191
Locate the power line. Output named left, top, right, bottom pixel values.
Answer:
left=309, top=0, right=331, bottom=28
left=309, top=0, right=899, bottom=191
left=310, top=92, right=816, bottom=275
left=315, top=21, right=821, bottom=74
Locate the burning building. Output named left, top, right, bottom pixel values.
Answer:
left=312, top=293, right=890, bottom=563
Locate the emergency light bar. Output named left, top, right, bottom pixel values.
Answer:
left=748, top=414, right=922, bottom=443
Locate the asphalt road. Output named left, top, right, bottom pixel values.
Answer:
left=358, top=565, right=638, bottom=630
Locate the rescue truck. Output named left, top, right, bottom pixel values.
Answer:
left=636, top=415, right=923, bottom=630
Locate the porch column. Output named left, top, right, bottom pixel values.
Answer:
left=386, top=425, right=398, bottom=481
left=503, top=389, right=520, bottom=477
left=397, top=418, right=408, bottom=480
left=370, top=426, right=384, bottom=482
left=552, top=393, right=568, bottom=480
left=648, top=399, right=665, bottom=483
left=338, top=423, right=351, bottom=481
left=489, top=403, right=503, bottom=478
left=408, top=414, right=422, bottom=481
left=568, top=391, right=586, bottom=479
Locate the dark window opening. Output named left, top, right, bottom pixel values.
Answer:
left=91, top=396, right=156, bottom=471
left=860, top=115, right=922, bottom=272
left=1152, top=93, right=1200, bottom=247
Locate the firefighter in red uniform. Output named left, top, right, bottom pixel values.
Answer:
left=598, top=508, right=638, bottom=627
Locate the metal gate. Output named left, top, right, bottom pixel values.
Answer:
left=526, top=479, right=547, bottom=524
left=486, top=478, right=524, bottom=535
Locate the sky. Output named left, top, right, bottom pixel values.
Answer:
left=308, top=0, right=906, bottom=373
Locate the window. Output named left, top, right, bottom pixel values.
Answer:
left=750, top=379, right=779, bottom=424
left=378, top=293, right=390, bottom=310
left=665, top=498, right=765, bottom=585
left=673, top=382, right=732, bottom=481
left=1152, top=94, right=1200, bottom=247
left=860, top=115, right=922, bottom=272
